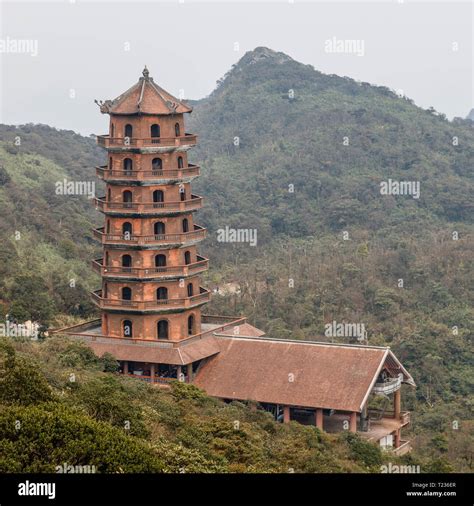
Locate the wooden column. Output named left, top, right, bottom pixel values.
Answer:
left=177, top=365, right=182, bottom=381
left=315, top=408, right=324, bottom=430
left=283, top=406, right=291, bottom=424
left=394, top=429, right=401, bottom=448
left=394, top=388, right=401, bottom=419
left=123, top=361, right=129, bottom=375
left=349, top=412, right=357, bottom=432
left=187, top=363, right=193, bottom=382
left=150, top=363, right=155, bottom=384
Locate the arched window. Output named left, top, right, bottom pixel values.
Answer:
left=157, top=320, right=169, bottom=339
left=109, top=157, right=113, bottom=170
left=187, top=283, right=194, bottom=297
left=175, top=123, right=180, bottom=137
left=123, top=158, right=133, bottom=173
left=177, top=156, right=184, bottom=169
left=122, top=222, right=132, bottom=238
left=105, top=252, right=110, bottom=266
left=110, top=124, right=115, bottom=138
left=184, top=251, right=191, bottom=265
left=153, top=190, right=164, bottom=205
left=151, top=124, right=160, bottom=139
left=107, top=188, right=111, bottom=201
left=124, top=124, right=133, bottom=138
left=122, top=254, right=132, bottom=268
left=155, top=254, right=167, bottom=267
left=122, top=287, right=132, bottom=301
left=103, top=282, right=108, bottom=298
left=188, top=315, right=195, bottom=336
left=106, top=220, right=111, bottom=233
left=123, top=190, right=133, bottom=209
left=182, top=218, right=189, bottom=233
left=157, top=287, right=168, bottom=300
left=152, top=158, right=162, bottom=172
left=123, top=320, right=133, bottom=338
left=154, top=222, right=165, bottom=236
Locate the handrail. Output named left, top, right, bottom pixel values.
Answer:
left=92, top=225, right=206, bottom=245
left=95, top=195, right=202, bottom=213
left=92, top=257, right=208, bottom=277
left=97, top=134, right=197, bottom=148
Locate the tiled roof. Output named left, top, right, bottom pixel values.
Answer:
left=194, top=337, right=414, bottom=413
left=98, top=67, right=192, bottom=116
left=81, top=335, right=220, bottom=366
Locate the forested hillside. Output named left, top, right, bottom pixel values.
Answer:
left=0, top=48, right=472, bottom=471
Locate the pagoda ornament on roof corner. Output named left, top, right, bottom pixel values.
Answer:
left=92, top=67, right=209, bottom=342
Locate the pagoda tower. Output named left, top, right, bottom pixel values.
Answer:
left=92, top=67, right=209, bottom=347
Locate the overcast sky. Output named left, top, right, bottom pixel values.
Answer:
left=0, top=1, right=472, bottom=135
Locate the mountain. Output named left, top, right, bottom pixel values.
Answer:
left=0, top=48, right=472, bottom=471
left=191, top=47, right=473, bottom=244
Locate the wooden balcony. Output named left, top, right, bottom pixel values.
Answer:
left=95, top=164, right=200, bottom=182
left=94, top=194, right=203, bottom=215
left=97, top=134, right=197, bottom=150
left=372, top=375, right=402, bottom=395
left=392, top=440, right=412, bottom=456
left=92, top=256, right=209, bottom=279
left=91, top=287, right=210, bottom=312
left=92, top=225, right=206, bottom=247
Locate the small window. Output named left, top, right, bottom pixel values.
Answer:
left=175, top=123, right=180, bottom=137
left=184, top=251, right=191, bottom=265
left=152, top=158, right=162, bottom=171
left=157, top=287, right=168, bottom=300
left=153, top=190, right=164, bottom=203
left=122, top=287, right=132, bottom=301
left=157, top=320, right=169, bottom=339
left=154, top=222, right=165, bottom=236
left=123, top=320, right=133, bottom=338
left=187, top=283, right=194, bottom=297
left=124, top=124, right=133, bottom=138
left=122, top=255, right=132, bottom=267
left=188, top=315, right=195, bottom=336
left=123, top=190, right=133, bottom=208
left=182, top=218, right=189, bottom=233
left=151, top=124, right=160, bottom=138
left=155, top=254, right=167, bottom=267
left=123, top=158, right=133, bottom=173
left=178, top=156, right=184, bottom=169
left=122, top=222, right=132, bottom=236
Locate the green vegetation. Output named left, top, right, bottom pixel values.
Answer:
left=0, top=336, right=415, bottom=473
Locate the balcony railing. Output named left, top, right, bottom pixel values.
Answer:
left=392, top=440, right=412, bottom=456
left=95, top=164, right=200, bottom=181
left=125, top=373, right=182, bottom=384
left=372, top=375, right=402, bottom=395
left=97, top=134, right=197, bottom=149
left=94, top=195, right=203, bottom=214
left=92, top=256, right=209, bottom=278
left=91, top=287, right=210, bottom=311
left=92, top=224, right=206, bottom=246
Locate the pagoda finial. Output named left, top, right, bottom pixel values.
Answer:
left=142, top=66, right=150, bottom=80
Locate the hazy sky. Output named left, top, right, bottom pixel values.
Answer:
left=0, top=1, right=472, bottom=135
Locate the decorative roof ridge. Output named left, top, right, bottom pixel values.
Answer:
left=213, top=333, right=390, bottom=350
